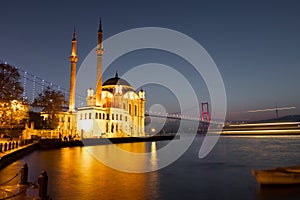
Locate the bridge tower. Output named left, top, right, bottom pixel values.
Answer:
left=201, top=102, right=210, bottom=133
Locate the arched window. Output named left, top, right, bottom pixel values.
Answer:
left=111, top=124, right=114, bottom=133
left=129, top=104, right=132, bottom=115
left=134, top=105, right=137, bottom=116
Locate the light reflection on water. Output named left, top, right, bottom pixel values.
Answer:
left=1, top=135, right=300, bottom=200
left=85, top=142, right=160, bottom=173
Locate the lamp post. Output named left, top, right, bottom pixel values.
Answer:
left=10, top=100, right=18, bottom=141
left=10, top=103, right=13, bottom=141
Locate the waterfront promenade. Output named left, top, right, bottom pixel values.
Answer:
left=0, top=138, right=37, bottom=170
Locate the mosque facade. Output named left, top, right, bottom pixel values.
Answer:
left=68, top=20, right=146, bottom=138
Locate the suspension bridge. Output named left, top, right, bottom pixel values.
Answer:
left=0, top=59, right=218, bottom=127
left=0, top=59, right=86, bottom=107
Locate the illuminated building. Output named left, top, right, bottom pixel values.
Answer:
left=76, top=20, right=146, bottom=138
left=37, top=20, right=145, bottom=138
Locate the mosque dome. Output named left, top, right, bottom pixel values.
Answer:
left=102, top=72, right=135, bottom=93
left=103, top=72, right=131, bottom=87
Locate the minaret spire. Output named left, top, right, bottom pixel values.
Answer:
left=98, top=18, right=103, bottom=33
left=97, top=18, right=103, bottom=47
left=69, top=27, right=78, bottom=112
left=73, top=26, right=76, bottom=40
left=95, top=18, right=104, bottom=106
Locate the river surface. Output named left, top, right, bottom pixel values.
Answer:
left=1, top=135, right=300, bottom=200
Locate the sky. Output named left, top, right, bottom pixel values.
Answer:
left=1, top=0, right=300, bottom=121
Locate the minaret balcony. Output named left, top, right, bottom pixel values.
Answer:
left=69, top=55, right=78, bottom=63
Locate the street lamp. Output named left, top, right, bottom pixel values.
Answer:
left=10, top=100, right=18, bottom=140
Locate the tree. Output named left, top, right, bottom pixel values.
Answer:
left=32, top=86, right=67, bottom=129
left=0, top=100, right=29, bottom=127
left=0, top=63, right=23, bottom=102
left=0, top=63, right=28, bottom=131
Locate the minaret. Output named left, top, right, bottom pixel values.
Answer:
left=68, top=27, right=78, bottom=112
left=95, top=18, right=104, bottom=106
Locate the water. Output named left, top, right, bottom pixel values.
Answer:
left=1, top=135, right=300, bottom=200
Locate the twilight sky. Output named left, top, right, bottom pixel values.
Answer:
left=1, top=0, right=300, bottom=121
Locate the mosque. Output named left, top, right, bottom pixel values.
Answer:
left=66, top=20, right=146, bottom=138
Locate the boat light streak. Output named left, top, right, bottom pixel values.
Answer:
left=228, top=122, right=300, bottom=127
left=247, top=106, right=296, bottom=113
left=222, top=129, right=300, bottom=134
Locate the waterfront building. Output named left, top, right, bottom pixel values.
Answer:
left=75, top=20, right=146, bottom=138
left=40, top=111, right=77, bottom=137
left=27, top=20, right=146, bottom=139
